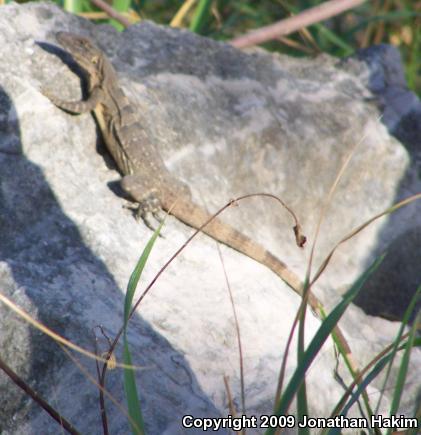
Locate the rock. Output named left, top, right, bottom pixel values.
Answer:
left=0, top=2, right=420, bottom=434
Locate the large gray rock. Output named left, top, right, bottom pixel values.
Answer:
left=0, top=2, right=420, bottom=434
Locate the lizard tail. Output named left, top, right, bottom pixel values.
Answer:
left=162, top=191, right=306, bottom=298
left=162, top=192, right=354, bottom=359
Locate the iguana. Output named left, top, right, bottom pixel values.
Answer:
left=43, top=32, right=342, bottom=334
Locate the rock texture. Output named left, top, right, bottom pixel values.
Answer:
left=0, top=2, right=420, bottom=434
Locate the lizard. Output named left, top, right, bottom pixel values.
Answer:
left=42, top=32, right=346, bottom=341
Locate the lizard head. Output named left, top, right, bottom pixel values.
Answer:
left=56, top=32, right=103, bottom=76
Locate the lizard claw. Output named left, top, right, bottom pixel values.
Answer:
left=152, top=209, right=165, bottom=224
left=136, top=209, right=158, bottom=232
left=131, top=193, right=165, bottom=236
left=135, top=209, right=165, bottom=238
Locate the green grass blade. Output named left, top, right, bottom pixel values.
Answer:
left=406, top=13, right=421, bottom=93
left=265, top=255, right=384, bottom=435
left=189, top=0, right=212, bottom=33
left=377, top=284, right=421, bottom=418
left=123, top=333, right=145, bottom=435
left=326, top=354, right=392, bottom=435
left=280, top=2, right=354, bottom=54
left=124, top=223, right=163, bottom=324
left=112, top=0, right=131, bottom=31
left=386, top=305, right=421, bottom=435
left=313, top=24, right=354, bottom=54
left=350, top=10, right=421, bottom=35
left=63, top=0, right=85, bottom=14
left=326, top=331, right=421, bottom=435
left=297, top=281, right=310, bottom=435
left=123, top=222, right=164, bottom=435
left=297, top=381, right=309, bottom=435
left=406, top=390, right=421, bottom=435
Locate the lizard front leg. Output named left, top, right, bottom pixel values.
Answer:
left=120, top=174, right=165, bottom=230
left=42, top=86, right=103, bottom=114
left=121, top=174, right=192, bottom=230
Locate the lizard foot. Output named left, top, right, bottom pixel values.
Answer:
left=133, top=193, right=164, bottom=232
left=120, top=175, right=167, bottom=231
